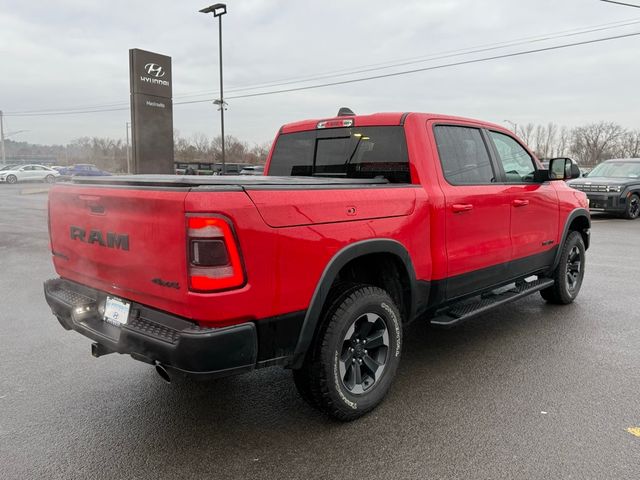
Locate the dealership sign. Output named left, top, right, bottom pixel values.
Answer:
left=129, top=49, right=174, bottom=174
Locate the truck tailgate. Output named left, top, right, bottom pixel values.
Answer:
left=49, top=185, right=189, bottom=304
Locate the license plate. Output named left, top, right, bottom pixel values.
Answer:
left=104, top=296, right=130, bottom=326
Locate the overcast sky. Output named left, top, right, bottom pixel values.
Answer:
left=1, top=0, right=640, bottom=146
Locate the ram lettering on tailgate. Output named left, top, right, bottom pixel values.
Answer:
left=70, top=226, right=130, bottom=251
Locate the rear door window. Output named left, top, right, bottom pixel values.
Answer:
left=433, top=125, right=495, bottom=185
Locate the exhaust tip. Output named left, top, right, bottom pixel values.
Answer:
left=155, top=362, right=171, bottom=383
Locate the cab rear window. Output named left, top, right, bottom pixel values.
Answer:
left=268, top=126, right=410, bottom=183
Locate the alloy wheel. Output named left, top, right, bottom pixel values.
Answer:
left=629, top=196, right=640, bottom=219
left=338, top=312, right=389, bottom=395
left=566, top=246, right=582, bottom=293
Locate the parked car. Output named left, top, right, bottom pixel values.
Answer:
left=57, top=164, right=112, bottom=178
left=568, top=158, right=640, bottom=219
left=213, top=163, right=250, bottom=175
left=44, top=110, right=590, bottom=420
left=239, top=165, right=265, bottom=175
left=0, top=164, right=60, bottom=184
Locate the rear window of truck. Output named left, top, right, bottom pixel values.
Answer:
left=268, top=126, right=410, bottom=183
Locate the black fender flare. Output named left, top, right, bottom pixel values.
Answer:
left=290, top=239, right=417, bottom=369
left=551, top=208, right=590, bottom=271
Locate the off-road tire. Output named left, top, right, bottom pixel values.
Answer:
left=540, top=231, right=585, bottom=304
left=293, top=284, right=402, bottom=421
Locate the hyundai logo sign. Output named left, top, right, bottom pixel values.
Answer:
left=144, top=63, right=165, bottom=78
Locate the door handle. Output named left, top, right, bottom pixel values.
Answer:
left=452, top=203, right=474, bottom=213
left=512, top=199, right=529, bottom=207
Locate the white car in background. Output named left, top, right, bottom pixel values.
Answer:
left=0, top=164, right=60, bottom=184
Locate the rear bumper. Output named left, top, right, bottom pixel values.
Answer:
left=44, top=278, right=257, bottom=378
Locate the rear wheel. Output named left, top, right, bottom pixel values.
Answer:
left=6, top=175, right=17, bottom=184
left=540, top=231, right=585, bottom=304
left=45, top=174, right=56, bottom=184
left=293, top=284, right=402, bottom=421
left=624, top=193, right=640, bottom=220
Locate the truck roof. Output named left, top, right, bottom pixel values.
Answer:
left=280, top=112, right=507, bottom=134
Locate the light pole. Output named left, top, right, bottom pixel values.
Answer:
left=0, top=110, right=28, bottom=165
left=126, top=122, right=131, bottom=174
left=0, top=110, right=5, bottom=164
left=200, top=3, right=228, bottom=175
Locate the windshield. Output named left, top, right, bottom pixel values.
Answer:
left=268, top=126, right=410, bottom=183
left=0, top=165, right=17, bottom=171
left=588, top=161, right=640, bottom=178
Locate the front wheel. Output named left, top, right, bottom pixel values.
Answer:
left=540, top=231, right=585, bottom=304
left=624, top=193, right=640, bottom=220
left=293, top=284, right=402, bottom=421
left=6, top=175, right=17, bottom=184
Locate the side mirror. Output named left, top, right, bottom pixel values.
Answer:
left=549, top=158, right=580, bottom=180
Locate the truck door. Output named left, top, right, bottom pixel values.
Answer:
left=431, top=124, right=512, bottom=299
left=486, top=130, right=559, bottom=276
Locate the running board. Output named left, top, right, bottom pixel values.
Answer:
left=429, top=278, right=555, bottom=328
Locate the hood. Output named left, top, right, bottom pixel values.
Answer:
left=568, top=176, right=639, bottom=186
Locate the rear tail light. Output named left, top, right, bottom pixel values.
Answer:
left=187, top=216, right=245, bottom=292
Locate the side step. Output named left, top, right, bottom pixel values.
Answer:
left=429, top=277, right=554, bottom=328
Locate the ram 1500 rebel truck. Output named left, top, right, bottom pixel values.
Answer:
left=45, top=110, right=590, bottom=420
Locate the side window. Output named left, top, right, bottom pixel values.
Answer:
left=489, top=131, right=536, bottom=183
left=434, top=125, right=495, bottom=185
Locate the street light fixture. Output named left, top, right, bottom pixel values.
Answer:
left=200, top=3, right=228, bottom=175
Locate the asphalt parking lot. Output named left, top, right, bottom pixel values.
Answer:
left=1, top=182, right=639, bottom=479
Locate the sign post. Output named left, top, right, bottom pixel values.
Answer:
left=129, top=49, right=174, bottom=174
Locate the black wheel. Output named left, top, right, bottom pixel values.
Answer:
left=6, top=175, right=17, bottom=184
left=624, top=193, right=640, bottom=220
left=293, top=284, right=402, bottom=421
left=540, top=231, right=585, bottom=304
left=45, top=174, right=56, bottom=184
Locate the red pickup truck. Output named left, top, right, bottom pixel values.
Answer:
left=45, top=110, right=590, bottom=420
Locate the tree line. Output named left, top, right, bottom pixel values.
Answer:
left=4, top=132, right=271, bottom=173
left=513, top=122, right=640, bottom=166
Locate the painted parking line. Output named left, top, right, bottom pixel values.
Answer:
left=20, top=188, right=50, bottom=195
left=627, top=427, right=640, bottom=438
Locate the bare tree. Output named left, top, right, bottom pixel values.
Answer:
left=616, top=130, right=640, bottom=158
left=518, top=123, right=535, bottom=146
left=555, top=126, right=571, bottom=158
left=570, top=122, right=625, bottom=166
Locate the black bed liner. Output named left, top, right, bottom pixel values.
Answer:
left=71, top=175, right=389, bottom=188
